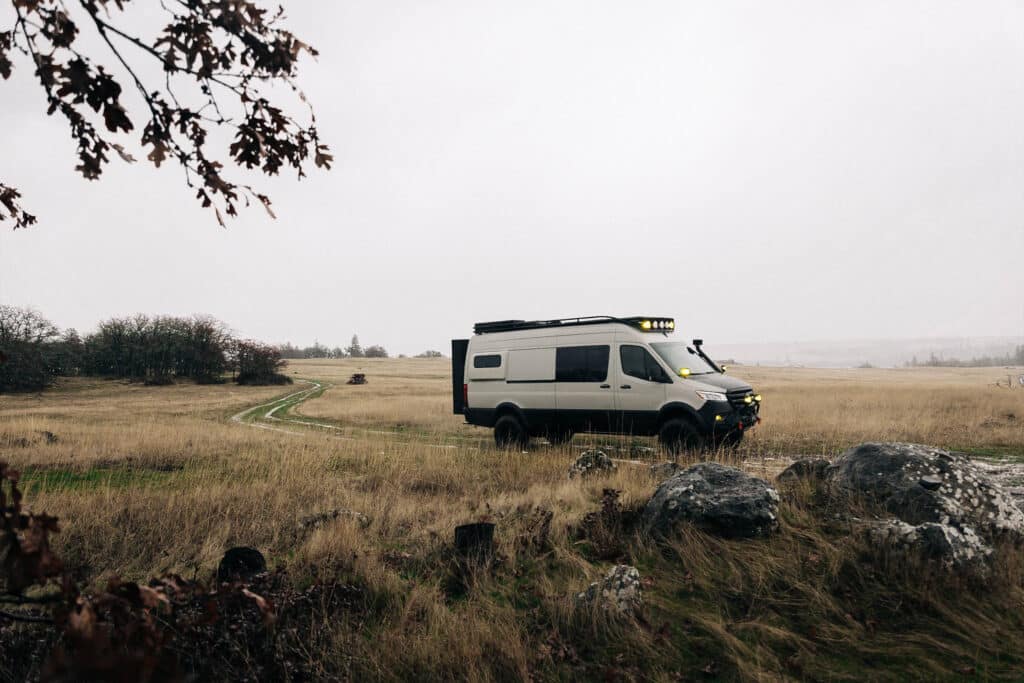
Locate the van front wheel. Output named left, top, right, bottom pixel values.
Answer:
left=658, top=417, right=704, bottom=456
left=494, top=415, right=529, bottom=450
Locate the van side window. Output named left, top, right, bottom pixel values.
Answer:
left=620, top=345, right=670, bottom=383
left=473, top=354, right=501, bottom=369
left=556, top=345, right=609, bottom=382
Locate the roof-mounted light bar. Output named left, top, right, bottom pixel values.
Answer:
left=629, top=317, right=675, bottom=332
left=473, top=316, right=676, bottom=335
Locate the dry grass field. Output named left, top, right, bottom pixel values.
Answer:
left=1, top=359, right=1024, bottom=680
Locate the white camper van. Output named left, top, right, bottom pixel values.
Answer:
left=450, top=316, right=761, bottom=452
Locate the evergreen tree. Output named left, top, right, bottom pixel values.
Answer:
left=346, top=335, right=364, bottom=358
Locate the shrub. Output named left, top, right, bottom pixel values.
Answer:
left=0, top=305, right=60, bottom=392
left=364, top=345, right=388, bottom=358
left=233, top=340, right=292, bottom=385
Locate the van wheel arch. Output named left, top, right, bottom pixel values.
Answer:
left=494, top=402, right=526, bottom=425
left=657, top=403, right=706, bottom=433
left=657, top=405, right=707, bottom=456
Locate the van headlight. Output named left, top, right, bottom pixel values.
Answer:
left=696, top=390, right=727, bottom=402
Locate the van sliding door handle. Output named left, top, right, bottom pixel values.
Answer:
left=620, top=385, right=632, bottom=390
left=599, top=384, right=611, bottom=389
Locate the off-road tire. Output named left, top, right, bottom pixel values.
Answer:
left=494, top=414, right=529, bottom=450
left=658, top=417, right=705, bottom=456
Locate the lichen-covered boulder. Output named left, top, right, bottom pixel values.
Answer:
left=827, top=443, right=1024, bottom=538
left=644, top=463, right=780, bottom=538
left=866, top=519, right=992, bottom=571
left=568, top=450, right=617, bottom=480
left=575, top=565, right=642, bottom=617
left=828, top=443, right=1024, bottom=572
left=776, top=458, right=831, bottom=484
left=972, top=459, right=1024, bottom=510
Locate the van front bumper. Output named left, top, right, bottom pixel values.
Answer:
left=697, top=401, right=760, bottom=436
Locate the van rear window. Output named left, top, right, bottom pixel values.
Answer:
left=556, top=346, right=609, bottom=382
left=473, top=354, right=502, bottom=369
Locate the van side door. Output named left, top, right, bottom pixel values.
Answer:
left=554, top=340, right=614, bottom=432
left=614, top=340, right=669, bottom=435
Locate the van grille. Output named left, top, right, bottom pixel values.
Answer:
left=727, top=389, right=755, bottom=410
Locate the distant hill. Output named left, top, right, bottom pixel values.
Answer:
left=710, top=336, right=1024, bottom=369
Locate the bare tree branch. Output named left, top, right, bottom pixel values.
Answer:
left=0, top=0, right=331, bottom=228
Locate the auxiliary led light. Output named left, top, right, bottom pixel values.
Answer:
left=744, top=395, right=754, bottom=404
left=666, top=321, right=675, bottom=329
left=640, top=320, right=652, bottom=330
left=714, top=414, right=724, bottom=422
left=754, top=394, right=762, bottom=402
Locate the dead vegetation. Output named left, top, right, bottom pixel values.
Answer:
left=0, top=360, right=1022, bottom=680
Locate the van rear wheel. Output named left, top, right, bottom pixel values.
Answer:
left=494, top=415, right=529, bottom=450
left=658, top=417, right=704, bottom=456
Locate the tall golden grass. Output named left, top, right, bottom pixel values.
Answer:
left=0, top=360, right=1022, bottom=679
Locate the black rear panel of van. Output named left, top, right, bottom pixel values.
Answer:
left=451, top=339, right=468, bottom=414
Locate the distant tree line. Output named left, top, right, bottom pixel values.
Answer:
left=275, top=335, right=390, bottom=359
left=0, top=306, right=289, bottom=392
left=904, top=346, right=1024, bottom=368
left=274, top=338, right=447, bottom=361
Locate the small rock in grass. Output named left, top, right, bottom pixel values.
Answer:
left=629, top=444, right=657, bottom=458
left=568, top=451, right=617, bottom=480
left=298, top=509, right=370, bottom=532
left=649, top=461, right=681, bottom=480
left=575, top=565, right=642, bottom=617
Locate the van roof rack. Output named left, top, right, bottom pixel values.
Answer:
left=473, top=316, right=674, bottom=335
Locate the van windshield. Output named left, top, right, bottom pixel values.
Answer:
left=650, top=342, right=718, bottom=376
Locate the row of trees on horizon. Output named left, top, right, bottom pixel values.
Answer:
left=0, top=306, right=288, bottom=392
left=275, top=338, right=444, bottom=360
left=276, top=337, right=388, bottom=360
left=904, top=346, right=1024, bottom=368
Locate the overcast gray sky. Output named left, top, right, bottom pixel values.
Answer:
left=1, top=1, right=1022, bottom=355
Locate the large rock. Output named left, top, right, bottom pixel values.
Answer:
left=568, top=450, right=617, bottom=480
left=644, top=463, right=780, bottom=538
left=827, top=443, right=1024, bottom=538
left=827, top=443, right=1024, bottom=572
left=867, top=519, right=991, bottom=570
left=972, top=459, right=1024, bottom=510
left=575, top=565, right=642, bottom=617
